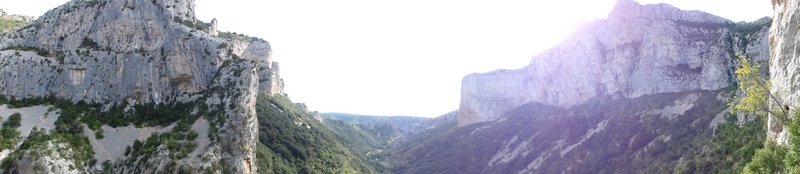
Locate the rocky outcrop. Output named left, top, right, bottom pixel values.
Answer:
left=14, top=141, right=80, bottom=174
left=0, top=0, right=283, bottom=173
left=458, top=0, right=770, bottom=126
left=208, top=18, right=218, bottom=36
left=204, top=60, right=260, bottom=174
left=0, top=0, right=282, bottom=105
left=768, top=0, right=800, bottom=144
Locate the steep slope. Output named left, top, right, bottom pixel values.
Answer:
left=395, top=0, right=772, bottom=173
left=458, top=0, right=771, bottom=126
left=395, top=90, right=765, bottom=173
left=0, top=0, right=282, bottom=173
left=320, top=113, right=429, bottom=172
left=255, top=95, right=373, bottom=174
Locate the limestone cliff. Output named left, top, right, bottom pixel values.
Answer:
left=458, top=0, right=770, bottom=126
left=768, top=0, right=800, bottom=144
left=0, top=0, right=283, bottom=173
left=0, top=0, right=282, bottom=104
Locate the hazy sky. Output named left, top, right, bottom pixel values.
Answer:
left=1, top=0, right=772, bottom=117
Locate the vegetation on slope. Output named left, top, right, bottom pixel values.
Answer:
left=321, top=113, right=429, bottom=172
left=0, top=95, right=206, bottom=172
left=256, top=94, right=374, bottom=174
left=673, top=114, right=765, bottom=173
left=391, top=89, right=769, bottom=174
left=0, top=10, right=30, bottom=33
left=0, top=113, right=21, bottom=151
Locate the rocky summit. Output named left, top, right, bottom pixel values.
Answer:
left=458, top=0, right=770, bottom=126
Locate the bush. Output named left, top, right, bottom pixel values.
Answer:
left=95, top=129, right=104, bottom=139
left=744, top=142, right=787, bottom=173
left=79, top=37, right=99, bottom=49
left=0, top=46, right=52, bottom=57
left=4, top=113, right=21, bottom=128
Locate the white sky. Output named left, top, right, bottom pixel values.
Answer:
left=0, top=0, right=772, bottom=117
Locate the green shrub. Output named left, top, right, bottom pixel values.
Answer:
left=95, top=129, right=104, bottom=139
left=79, top=37, right=99, bottom=49
left=4, top=113, right=21, bottom=128
left=744, top=142, right=787, bottom=174
left=0, top=46, right=52, bottom=57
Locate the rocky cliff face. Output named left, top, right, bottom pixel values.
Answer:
left=0, top=0, right=283, bottom=173
left=768, top=0, right=800, bottom=144
left=459, top=0, right=770, bottom=126
left=0, top=0, right=281, bottom=105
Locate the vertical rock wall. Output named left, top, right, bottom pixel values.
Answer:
left=768, top=0, right=800, bottom=144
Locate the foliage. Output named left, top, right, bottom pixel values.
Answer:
left=1, top=127, right=95, bottom=172
left=731, top=56, right=785, bottom=121
left=0, top=95, right=202, bottom=172
left=255, top=94, right=373, bottom=174
left=122, top=126, right=198, bottom=164
left=0, top=46, right=53, bottom=57
left=79, top=37, right=99, bottom=49
left=321, top=113, right=429, bottom=172
left=218, top=31, right=265, bottom=42
left=730, top=17, right=772, bottom=37
left=0, top=12, right=30, bottom=33
left=391, top=90, right=768, bottom=173
left=732, top=55, right=800, bottom=173
left=0, top=113, right=22, bottom=151
left=743, top=142, right=788, bottom=174
left=783, top=110, right=800, bottom=173
left=670, top=114, right=766, bottom=174
left=173, top=17, right=208, bottom=31
left=4, top=113, right=21, bottom=128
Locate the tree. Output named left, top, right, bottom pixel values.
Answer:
left=731, top=56, right=789, bottom=123
left=733, top=56, right=800, bottom=173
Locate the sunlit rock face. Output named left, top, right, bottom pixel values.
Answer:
left=0, top=0, right=282, bottom=105
left=0, top=0, right=283, bottom=173
left=768, top=0, right=800, bottom=144
left=458, top=0, right=769, bottom=126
